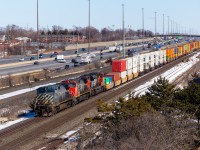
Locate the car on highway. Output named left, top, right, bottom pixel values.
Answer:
left=19, top=58, right=25, bottom=61
left=34, top=61, right=40, bottom=65
left=50, top=52, right=59, bottom=57
left=39, top=54, right=43, bottom=58
left=71, top=58, right=79, bottom=63
left=81, top=48, right=86, bottom=51
left=30, top=57, right=36, bottom=61
left=53, top=51, right=58, bottom=55
left=77, top=53, right=81, bottom=57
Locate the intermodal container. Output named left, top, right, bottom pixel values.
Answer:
left=138, top=54, right=144, bottom=73
left=159, top=50, right=164, bottom=65
left=112, top=60, right=126, bottom=72
left=126, top=58, right=133, bottom=70
left=174, top=48, right=178, bottom=58
left=106, top=72, right=121, bottom=82
left=127, top=69, right=133, bottom=76
left=132, top=56, right=138, bottom=68
left=119, top=71, right=127, bottom=78
left=150, top=52, right=155, bottom=69
left=104, top=76, right=112, bottom=84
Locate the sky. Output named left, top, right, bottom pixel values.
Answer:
left=0, top=0, right=199, bottom=34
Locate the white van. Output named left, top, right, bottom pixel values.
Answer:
left=81, top=54, right=92, bottom=64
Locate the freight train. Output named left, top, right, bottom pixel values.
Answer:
left=30, top=41, right=200, bottom=116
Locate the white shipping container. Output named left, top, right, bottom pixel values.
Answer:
left=126, top=58, right=133, bottom=70
left=127, top=69, right=133, bottom=75
left=132, top=56, right=138, bottom=68
left=144, top=53, right=150, bottom=64
left=163, top=50, right=166, bottom=63
left=150, top=52, right=155, bottom=68
left=139, top=54, right=144, bottom=65
left=159, top=50, right=164, bottom=64
left=155, top=51, right=159, bottom=66
left=139, top=64, right=144, bottom=72
left=119, top=71, right=127, bottom=78
left=138, top=54, right=144, bottom=72
left=133, top=67, right=138, bottom=74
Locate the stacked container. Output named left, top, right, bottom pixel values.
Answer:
left=138, top=54, right=144, bottom=75
left=149, top=51, right=155, bottom=70
left=155, top=51, right=159, bottom=68
left=166, top=48, right=171, bottom=62
left=177, top=46, right=182, bottom=57
left=174, top=47, right=178, bottom=59
left=132, top=56, right=138, bottom=77
left=159, top=50, right=164, bottom=65
left=106, top=72, right=121, bottom=86
left=104, top=76, right=114, bottom=90
left=126, top=57, right=133, bottom=81
left=112, top=60, right=127, bottom=83
left=144, top=53, right=150, bottom=72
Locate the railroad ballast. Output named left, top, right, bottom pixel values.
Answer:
left=30, top=41, right=200, bottom=116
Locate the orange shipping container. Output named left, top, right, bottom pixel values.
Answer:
left=106, top=72, right=121, bottom=82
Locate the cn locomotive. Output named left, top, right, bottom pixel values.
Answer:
left=30, top=41, right=200, bottom=116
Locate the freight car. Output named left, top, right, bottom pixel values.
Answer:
left=30, top=41, right=200, bottom=116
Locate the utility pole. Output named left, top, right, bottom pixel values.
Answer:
left=142, top=8, right=144, bottom=49
left=88, top=0, right=91, bottom=53
left=37, top=0, right=39, bottom=60
left=167, top=16, right=169, bottom=35
left=155, top=12, right=157, bottom=36
left=122, top=4, right=125, bottom=57
left=163, top=14, right=165, bottom=35
left=171, top=20, right=172, bottom=34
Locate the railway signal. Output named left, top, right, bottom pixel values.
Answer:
left=100, top=49, right=103, bottom=59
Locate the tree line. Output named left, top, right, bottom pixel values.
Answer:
left=0, top=24, right=153, bottom=42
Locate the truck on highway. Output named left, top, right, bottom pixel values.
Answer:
left=116, top=46, right=123, bottom=52
left=55, top=55, right=66, bottom=63
left=109, top=46, right=117, bottom=52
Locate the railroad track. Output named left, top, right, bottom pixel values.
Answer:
left=0, top=53, right=196, bottom=150
left=133, top=59, right=197, bottom=96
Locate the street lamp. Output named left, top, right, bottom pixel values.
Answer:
left=168, top=16, right=169, bottom=35
left=37, top=0, right=39, bottom=60
left=171, top=20, right=172, bottom=34
left=163, top=14, right=165, bottom=35
left=142, top=8, right=144, bottom=48
left=122, top=4, right=125, bottom=57
left=88, top=0, right=91, bottom=53
left=155, top=12, right=157, bottom=36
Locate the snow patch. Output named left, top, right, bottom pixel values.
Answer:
left=0, top=83, right=55, bottom=100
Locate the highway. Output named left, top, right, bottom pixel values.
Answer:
left=0, top=51, right=116, bottom=76
left=0, top=38, right=181, bottom=76
left=0, top=38, right=154, bottom=65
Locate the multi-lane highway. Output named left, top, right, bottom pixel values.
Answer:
left=0, top=38, right=182, bottom=76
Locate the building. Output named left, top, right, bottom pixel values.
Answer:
left=39, top=34, right=86, bottom=44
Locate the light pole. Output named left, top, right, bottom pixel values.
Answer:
left=155, top=12, right=157, bottom=36
left=122, top=4, right=125, bottom=57
left=163, top=14, right=165, bottom=35
left=168, top=16, right=169, bottom=35
left=142, top=8, right=144, bottom=48
left=171, top=20, right=172, bottom=34
left=88, top=0, right=91, bottom=53
left=37, top=0, right=39, bottom=60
